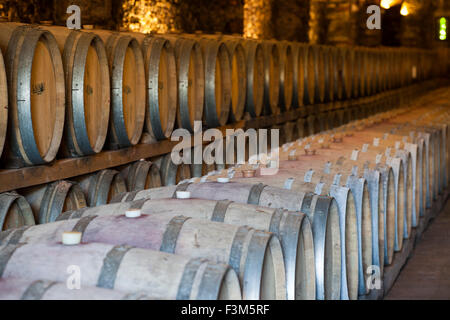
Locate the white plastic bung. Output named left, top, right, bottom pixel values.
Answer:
left=62, top=232, right=82, bottom=245
left=125, top=209, right=142, bottom=218
left=217, top=177, right=229, bottom=183
left=176, top=191, right=191, bottom=199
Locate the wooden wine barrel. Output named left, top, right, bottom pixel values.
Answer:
left=22, top=180, right=87, bottom=224
left=138, top=35, right=177, bottom=140
left=224, top=39, right=246, bottom=122
left=0, top=48, right=7, bottom=159
left=240, top=40, right=264, bottom=117
left=10, top=213, right=286, bottom=300
left=56, top=197, right=315, bottom=300
left=351, top=48, right=362, bottom=98
left=162, top=36, right=204, bottom=132
left=312, top=45, right=326, bottom=104
left=0, top=192, right=35, bottom=230
left=120, top=160, right=162, bottom=191
left=323, top=46, right=335, bottom=103
left=261, top=41, right=280, bottom=115
left=384, top=50, right=395, bottom=90
left=0, top=278, right=154, bottom=300
left=281, top=121, right=297, bottom=143
left=362, top=48, right=375, bottom=96
left=90, top=30, right=146, bottom=148
left=291, top=44, right=304, bottom=109
left=0, top=23, right=65, bottom=167
left=302, top=44, right=316, bottom=105
left=114, top=182, right=341, bottom=300
left=378, top=50, right=388, bottom=92
left=337, top=47, right=352, bottom=100
left=277, top=42, right=294, bottom=111
left=296, top=118, right=307, bottom=139
left=75, top=169, right=127, bottom=207
left=196, top=38, right=231, bottom=127
left=372, top=49, right=382, bottom=93
left=157, top=153, right=192, bottom=186
left=40, top=26, right=110, bottom=157
left=0, top=242, right=242, bottom=300
left=330, top=47, right=342, bottom=101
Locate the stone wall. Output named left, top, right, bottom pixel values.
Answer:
left=271, top=0, right=310, bottom=42
left=244, top=0, right=272, bottom=39
left=0, top=0, right=122, bottom=30
left=0, top=0, right=443, bottom=48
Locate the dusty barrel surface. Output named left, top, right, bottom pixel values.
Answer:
left=0, top=48, right=7, bottom=159
left=114, top=182, right=341, bottom=300
left=42, top=26, right=110, bottom=157
left=240, top=40, right=264, bottom=118
left=22, top=180, right=87, bottom=224
left=197, top=38, right=231, bottom=127
left=161, top=36, right=204, bottom=132
left=120, top=160, right=162, bottom=191
left=5, top=213, right=286, bottom=300
left=0, top=23, right=65, bottom=167
left=0, top=278, right=153, bottom=300
left=91, top=30, right=146, bottom=149
left=291, top=44, right=304, bottom=109
left=58, top=197, right=315, bottom=300
left=261, top=41, right=280, bottom=115
left=0, top=242, right=242, bottom=300
left=0, top=192, right=35, bottom=230
left=75, top=169, right=127, bottom=207
left=224, top=39, right=246, bottom=122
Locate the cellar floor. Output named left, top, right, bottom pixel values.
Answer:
left=385, top=197, right=450, bottom=300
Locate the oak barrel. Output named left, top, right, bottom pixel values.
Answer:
left=0, top=23, right=65, bottom=167
left=42, top=26, right=110, bottom=157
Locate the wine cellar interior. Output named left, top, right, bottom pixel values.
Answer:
left=0, top=0, right=449, bottom=301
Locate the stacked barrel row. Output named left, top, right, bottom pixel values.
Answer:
left=0, top=86, right=448, bottom=300
left=149, top=86, right=448, bottom=300
left=0, top=84, right=433, bottom=232
left=0, top=22, right=441, bottom=169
